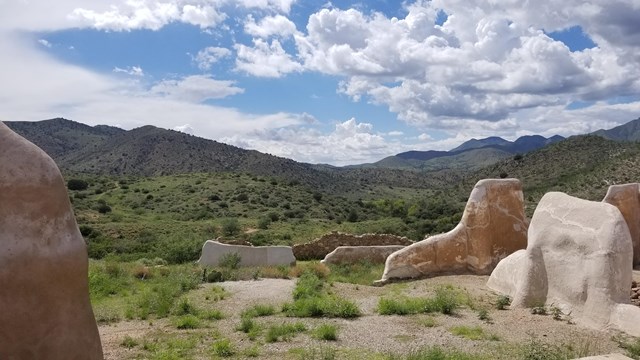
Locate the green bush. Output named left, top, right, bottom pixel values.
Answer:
left=67, top=179, right=89, bottom=191
left=221, top=218, right=240, bottom=236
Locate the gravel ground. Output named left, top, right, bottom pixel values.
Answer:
left=99, top=275, right=632, bottom=359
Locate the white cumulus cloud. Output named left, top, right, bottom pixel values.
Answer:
left=235, top=38, right=302, bottom=77
left=221, top=118, right=398, bottom=165
left=244, top=14, right=298, bottom=38
left=192, top=46, right=231, bottom=70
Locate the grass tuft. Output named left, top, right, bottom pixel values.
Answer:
left=313, top=323, right=338, bottom=341
left=266, top=322, right=307, bottom=343
left=173, top=314, right=200, bottom=329
left=211, top=338, right=235, bottom=357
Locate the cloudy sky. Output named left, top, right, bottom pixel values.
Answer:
left=1, top=0, right=640, bottom=165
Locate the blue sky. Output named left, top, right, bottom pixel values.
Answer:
left=1, top=1, right=639, bottom=165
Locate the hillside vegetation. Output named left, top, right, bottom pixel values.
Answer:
left=71, top=172, right=464, bottom=262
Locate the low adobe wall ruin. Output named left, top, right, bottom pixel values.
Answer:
left=292, top=232, right=413, bottom=260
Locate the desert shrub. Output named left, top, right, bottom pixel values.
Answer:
left=67, top=179, right=89, bottom=191
left=221, top=218, right=240, bottom=236
left=477, top=308, right=490, bottom=321
left=206, top=270, right=224, bottom=283
left=257, top=216, right=271, bottom=229
left=268, top=212, right=280, bottom=221
left=97, top=203, right=112, bottom=214
left=495, top=295, right=510, bottom=310
left=131, top=264, right=152, bottom=279
left=173, top=297, right=198, bottom=316
left=347, top=209, right=359, bottom=222
left=120, top=335, right=138, bottom=348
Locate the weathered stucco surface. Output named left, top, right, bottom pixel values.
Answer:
left=603, top=183, right=640, bottom=266
left=0, top=122, right=103, bottom=359
left=198, top=240, right=296, bottom=267
left=378, top=179, right=528, bottom=283
left=488, top=192, right=640, bottom=336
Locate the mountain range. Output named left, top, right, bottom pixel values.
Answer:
left=3, top=118, right=456, bottom=194
left=4, top=117, right=640, bottom=195
left=352, top=134, right=566, bottom=171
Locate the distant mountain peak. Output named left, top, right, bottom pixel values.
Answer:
left=592, top=117, right=640, bottom=142
left=450, top=136, right=510, bottom=152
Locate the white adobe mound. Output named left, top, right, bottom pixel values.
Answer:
left=321, top=245, right=406, bottom=265
left=198, top=240, right=296, bottom=267
left=488, top=192, right=640, bottom=336
left=0, top=122, right=103, bottom=359
left=377, top=179, right=528, bottom=283
left=603, top=183, right=640, bottom=267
